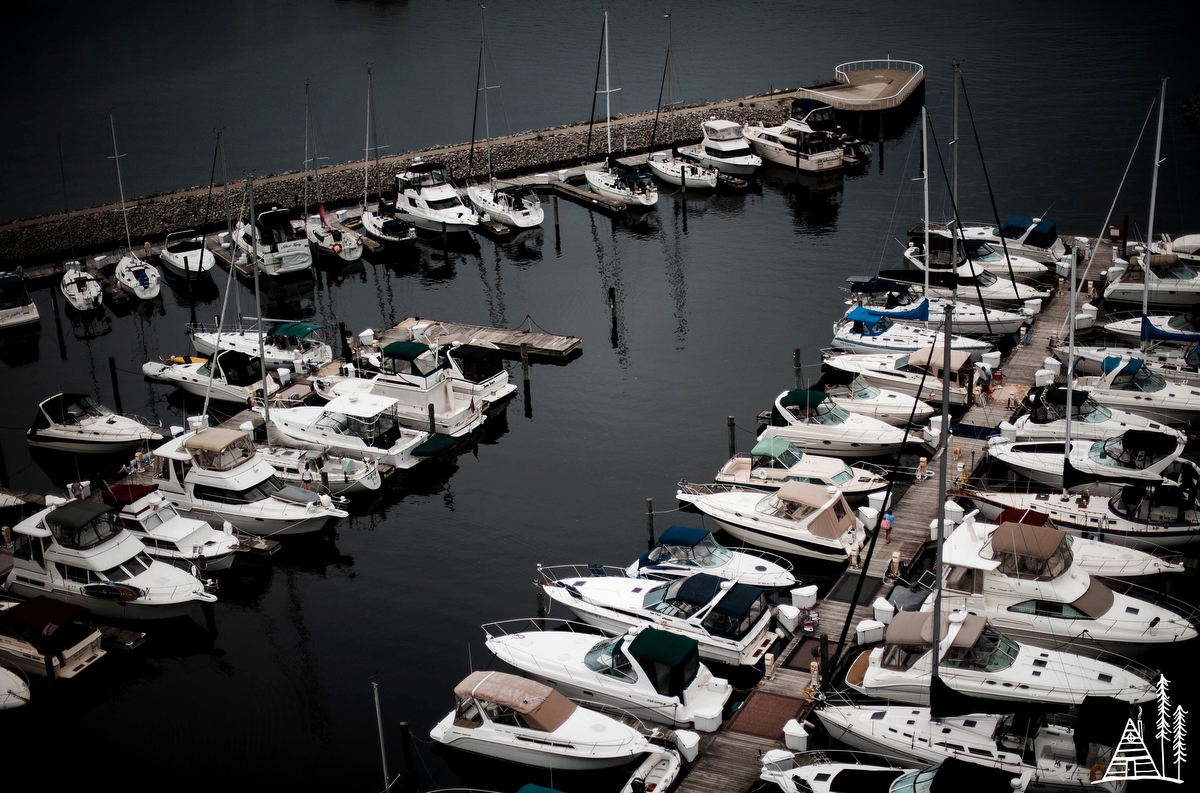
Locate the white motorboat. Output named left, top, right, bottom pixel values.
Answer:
left=758, top=390, right=910, bottom=458
left=394, top=159, right=479, bottom=233
left=817, top=703, right=1123, bottom=793
left=926, top=516, right=1196, bottom=654
left=845, top=609, right=1155, bottom=706
left=824, top=347, right=976, bottom=408
left=820, top=368, right=937, bottom=426
left=1153, top=232, right=1200, bottom=264
left=626, top=525, right=796, bottom=588
left=258, top=446, right=382, bottom=496
left=676, top=481, right=865, bottom=561
left=60, top=266, right=102, bottom=311
left=743, top=99, right=847, bottom=172
left=1100, top=309, right=1200, bottom=344
left=540, top=568, right=777, bottom=666
left=1103, top=253, right=1200, bottom=307
left=0, top=661, right=28, bottom=709
left=676, top=119, right=761, bottom=175
left=710, top=437, right=889, bottom=505
left=832, top=306, right=994, bottom=357
left=1053, top=342, right=1198, bottom=380
left=27, top=392, right=161, bottom=454
left=647, top=151, right=718, bottom=188
left=143, top=350, right=281, bottom=405
left=0, top=596, right=106, bottom=680
left=113, top=252, right=161, bottom=300
left=190, top=319, right=333, bottom=372
left=314, top=339, right=485, bottom=437
left=159, top=230, right=215, bottom=280
left=306, top=209, right=364, bottom=262
left=986, top=428, right=1186, bottom=489
left=483, top=620, right=731, bottom=730
left=1003, top=385, right=1180, bottom=442
left=846, top=277, right=1030, bottom=336
left=1071, top=355, right=1200, bottom=424
left=907, top=225, right=1051, bottom=277
left=965, top=488, right=1200, bottom=551
left=429, top=670, right=649, bottom=770
left=265, top=393, right=434, bottom=470
left=899, top=250, right=1049, bottom=306
left=955, top=216, right=1069, bottom=264
left=759, top=751, right=1028, bottom=793
left=103, top=483, right=240, bottom=572
left=151, top=427, right=348, bottom=536
left=467, top=184, right=544, bottom=228
left=233, top=203, right=313, bottom=277
left=396, top=319, right=519, bottom=409
left=361, top=201, right=418, bottom=245
left=3, top=498, right=216, bottom=619
left=0, top=272, right=39, bottom=328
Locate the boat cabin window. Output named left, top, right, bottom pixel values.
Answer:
left=407, top=196, right=419, bottom=209
left=831, top=468, right=855, bottom=485
left=453, top=696, right=483, bottom=727
left=129, top=503, right=180, bottom=531
left=1007, top=600, right=1088, bottom=620
left=0, top=278, right=32, bottom=309
left=1111, top=367, right=1166, bottom=393
left=1093, top=434, right=1174, bottom=470
left=584, top=636, right=637, bottom=683
left=99, top=552, right=155, bottom=583
left=944, top=566, right=983, bottom=594
left=382, top=350, right=440, bottom=378
left=448, top=345, right=504, bottom=384
left=481, top=701, right=530, bottom=729
left=880, top=644, right=925, bottom=670
left=55, top=396, right=112, bottom=424
left=345, top=412, right=401, bottom=449
left=961, top=269, right=999, bottom=287
left=644, top=579, right=703, bottom=618
left=426, top=196, right=464, bottom=211
left=653, top=534, right=733, bottom=568
left=1151, top=263, right=1198, bottom=280
left=995, top=536, right=1073, bottom=580
left=752, top=444, right=804, bottom=471
left=701, top=591, right=766, bottom=641
left=11, top=532, right=44, bottom=565
left=941, top=626, right=1019, bottom=672
left=186, top=435, right=256, bottom=471
left=763, top=493, right=819, bottom=522
left=49, top=511, right=122, bottom=551
left=704, top=144, right=752, bottom=159
left=193, top=475, right=285, bottom=505
left=56, top=563, right=96, bottom=584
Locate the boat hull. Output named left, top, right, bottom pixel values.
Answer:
left=3, top=581, right=202, bottom=620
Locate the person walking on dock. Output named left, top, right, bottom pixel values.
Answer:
left=882, top=511, right=894, bottom=544
left=302, top=463, right=314, bottom=490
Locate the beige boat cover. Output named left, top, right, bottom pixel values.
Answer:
left=908, top=347, right=971, bottom=373
left=453, top=670, right=576, bottom=732
left=991, top=521, right=1065, bottom=560
left=775, top=481, right=833, bottom=507
left=183, top=427, right=248, bottom=452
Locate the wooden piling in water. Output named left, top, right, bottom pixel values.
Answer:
left=646, top=498, right=655, bottom=551
left=727, top=415, right=736, bottom=458
left=108, top=356, right=123, bottom=414
left=794, top=347, right=802, bottom=390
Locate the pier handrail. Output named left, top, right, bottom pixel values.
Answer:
left=816, top=59, right=925, bottom=111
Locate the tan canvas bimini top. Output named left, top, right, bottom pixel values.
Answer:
left=908, top=347, right=971, bottom=373
left=775, top=481, right=834, bottom=508
left=885, top=611, right=947, bottom=646
left=453, top=671, right=576, bottom=732
left=990, top=521, right=1066, bottom=560
left=183, top=428, right=249, bottom=452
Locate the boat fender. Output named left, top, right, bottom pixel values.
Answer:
left=332, top=243, right=343, bottom=254
left=319, top=494, right=332, bottom=509
left=1089, top=765, right=1106, bottom=783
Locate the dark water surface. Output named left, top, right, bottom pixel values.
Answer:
left=2, top=2, right=1198, bottom=791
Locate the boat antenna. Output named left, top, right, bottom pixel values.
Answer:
left=1142, top=77, right=1167, bottom=354
left=930, top=307, right=953, bottom=696
left=57, top=136, right=76, bottom=260
left=108, top=114, right=134, bottom=253
left=480, top=5, right=495, bottom=186
left=584, top=15, right=606, bottom=160
left=648, top=14, right=671, bottom=152
left=219, top=133, right=243, bottom=322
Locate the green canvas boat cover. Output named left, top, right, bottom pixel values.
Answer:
left=382, top=340, right=431, bottom=361
left=268, top=322, right=322, bottom=339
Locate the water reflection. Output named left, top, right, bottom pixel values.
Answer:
left=0, top=320, right=41, bottom=367
left=757, top=164, right=844, bottom=234
left=69, top=308, right=114, bottom=339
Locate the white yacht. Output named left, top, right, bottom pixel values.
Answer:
left=823, top=347, right=976, bottom=408
left=314, top=339, right=485, bottom=437
left=265, top=393, right=433, bottom=470
left=113, top=252, right=161, bottom=300
left=540, top=568, right=778, bottom=666
left=306, top=210, right=364, bottom=262
left=27, top=393, right=161, bottom=454
left=3, top=498, right=216, bottom=619
left=832, top=307, right=994, bottom=357
left=676, top=481, right=865, bottom=561
left=60, top=266, right=102, bottom=311
left=1004, top=385, right=1179, bottom=442
left=0, top=272, right=39, bottom=328
left=190, top=320, right=333, bottom=372
left=483, top=620, right=731, bottom=730
left=627, top=525, right=796, bottom=588
left=467, top=184, right=544, bottom=228
left=845, top=609, right=1155, bottom=706
left=760, top=751, right=1027, bottom=793
left=429, top=670, right=649, bottom=770
left=151, top=427, right=348, bottom=536
left=758, top=390, right=910, bottom=458
left=820, top=369, right=936, bottom=427
left=927, top=516, right=1196, bottom=654
left=898, top=251, right=1049, bottom=306
left=1071, top=356, right=1200, bottom=424
left=0, top=596, right=106, bottom=680
left=710, top=437, right=889, bottom=505
left=586, top=162, right=659, bottom=206
left=846, top=277, right=1030, bottom=336
left=1103, top=253, right=1200, bottom=307
left=647, top=151, right=718, bottom=188
left=676, top=119, right=761, bottom=175
left=159, top=230, right=215, bottom=280
left=743, top=99, right=846, bottom=172
left=395, top=159, right=479, bottom=233
left=1153, top=232, right=1200, bottom=263
left=258, top=447, right=382, bottom=496
left=907, top=226, right=1050, bottom=277
left=396, top=320, right=519, bottom=410
left=104, top=483, right=240, bottom=571
left=142, top=350, right=281, bottom=404
left=986, top=428, right=1186, bottom=489
left=955, top=216, right=1069, bottom=264
left=1053, top=342, right=1198, bottom=380
left=360, top=200, right=418, bottom=245
left=233, top=203, right=313, bottom=277
left=1101, top=310, right=1200, bottom=344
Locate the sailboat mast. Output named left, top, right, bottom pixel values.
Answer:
left=109, top=114, right=133, bottom=251
left=219, top=136, right=242, bottom=321
left=930, top=306, right=953, bottom=689
left=202, top=133, right=239, bottom=420
left=922, top=106, right=930, bottom=298
left=1142, top=77, right=1167, bottom=352
left=249, top=176, right=269, bottom=426
left=364, top=67, right=372, bottom=207
left=951, top=63, right=959, bottom=266
left=666, top=12, right=674, bottom=142
left=604, top=11, right=612, bottom=156
left=304, top=82, right=311, bottom=216
left=480, top=5, right=493, bottom=184
left=1063, top=246, right=1076, bottom=495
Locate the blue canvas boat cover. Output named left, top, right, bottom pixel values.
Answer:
left=1000, top=217, right=1034, bottom=239
left=1141, top=314, right=1200, bottom=343
left=1100, top=356, right=1144, bottom=377
left=1025, top=220, right=1058, bottom=249
left=656, top=526, right=711, bottom=547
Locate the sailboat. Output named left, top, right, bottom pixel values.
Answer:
left=359, top=67, right=417, bottom=246
left=464, top=8, right=544, bottom=228
left=108, top=115, right=162, bottom=300
left=303, top=83, right=363, bottom=262
left=584, top=12, right=659, bottom=207
left=646, top=13, right=718, bottom=190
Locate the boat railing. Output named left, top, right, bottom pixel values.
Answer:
left=677, top=480, right=745, bottom=497
left=564, top=699, right=658, bottom=743
left=829, top=60, right=925, bottom=110
left=537, top=563, right=631, bottom=583
left=784, top=748, right=914, bottom=769
left=856, top=461, right=891, bottom=479
left=1105, top=577, right=1200, bottom=632
left=482, top=617, right=606, bottom=640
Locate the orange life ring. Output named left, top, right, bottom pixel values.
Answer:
left=356, top=236, right=364, bottom=247
left=1089, top=765, right=1106, bottom=783
left=332, top=243, right=343, bottom=254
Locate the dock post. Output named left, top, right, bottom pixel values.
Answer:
left=373, top=681, right=391, bottom=792
left=521, top=342, right=532, bottom=419
left=398, top=720, right=415, bottom=792
left=794, top=347, right=803, bottom=390
left=49, top=282, right=67, bottom=361
left=1122, top=214, right=1129, bottom=259
left=819, top=633, right=830, bottom=684
left=728, top=415, right=736, bottom=458
left=553, top=196, right=562, bottom=256
left=108, top=356, right=123, bottom=414
left=646, top=498, right=655, bottom=551
left=427, top=404, right=436, bottom=434
left=0, top=437, right=8, bottom=488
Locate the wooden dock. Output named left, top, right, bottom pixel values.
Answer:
left=505, top=165, right=629, bottom=213
left=384, top=316, right=582, bottom=358
left=796, top=59, right=925, bottom=112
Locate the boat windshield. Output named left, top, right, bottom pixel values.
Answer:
left=187, top=434, right=256, bottom=471
left=130, top=504, right=181, bottom=531
left=584, top=636, right=637, bottom=682
left=0, top=278, right=32, bottom=309
left=1112, top=366, right=1166, bottom=393
left=880, top=643, right=926, bottom=671
left=995, top=533, right=1074, bottom=581
left=704, top=145, right=753, bottom=159
left=679, top=535, right=732, bottom=567
left=970, top=269, right=999, bottom=286
left=752, top=444, right=804, bottom=471
left=1167, top=314, right=1200, bottom=331
left=832, top=468, right=855, bottom=485
left=426, top=196, right=464, bottom=211
left=62, top=396, right=112, bottom=424
left=941, top=625, right=1019, bottom=672
left=1151, top=263, right=1198, bottom=280
left=849, top=375, right=880, bottom=398
left=968, top=242, right=1002, bottom=262
left=193, top=474, right=286, bottom=504
left=762, top=493, right=820, bottom=522
left=1092, top=434, right=1174, bottom=470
